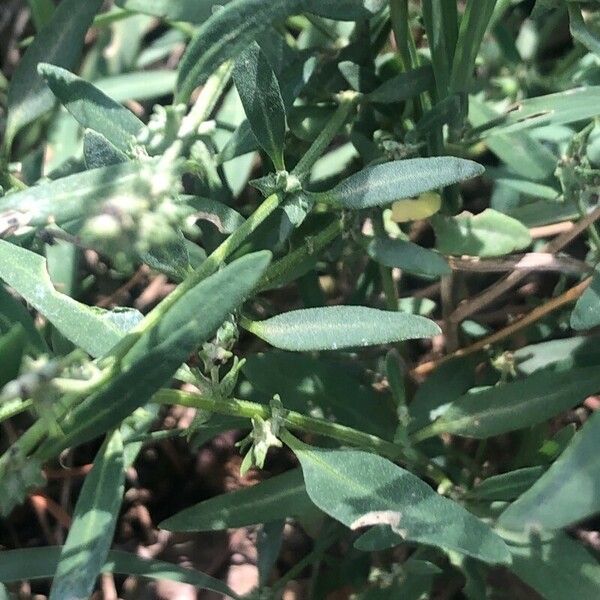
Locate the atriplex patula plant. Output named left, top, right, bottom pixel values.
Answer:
left=0, top=0, right=600, bottom=597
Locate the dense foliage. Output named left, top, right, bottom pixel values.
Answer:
left=0, top=0, right=600, bottom=598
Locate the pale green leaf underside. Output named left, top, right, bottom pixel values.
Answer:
left=245, top=306, right=441, bottom=351
left=318, top=157, right=484, bottom=209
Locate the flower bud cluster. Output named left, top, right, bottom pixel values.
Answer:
left=80, top=143, right=186, bottom=271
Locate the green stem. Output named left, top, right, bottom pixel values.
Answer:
left=154, top=388, right=403, bottom=460
left=0, top=399, right=33, bottom=424
left=292, top=92, right=358, bottom=181
left=577, top=192, right=600, bottom=258
left=153, top=389, right=451, bottom=486
left=178, top=61, right=233, bottom=138
left=409, top=421, right=441, bottom=444
left=257, top=217, right=343, bottom=291
left=372, top=215, right=399, bottom=311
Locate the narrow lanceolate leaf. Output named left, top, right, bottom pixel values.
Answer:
left=571, top=270, right=600, bottom=330
left=175, top=0, right=307, bottom=103
left=285, top=436, right=511, bottom=565
left=0, top=161, right=143, bottom=230
left=243, top=306, right=440, bottom=351
left=468, top=467, right=545, bottom=502
left=38, top=64, right=144, bottom=153
left=161, top=469, right=313, bottom=531
left=234, top=42, right=286, bottom=170
left=4, top=0, right=103, bottom=151
left=498, top=411, right=600, bottom=531
left=449, top=0, right=496, bottom=93
left=471, top=87, right=600, bottom=139
left=432, top=209, right=532, bottom=257
left=0, top=547, right=239, bottom=599
left=33, top=252, right=271, bottom=459
left=366, top=66, right=435, bottom=104
left=0, top=241, right=141, bottom=357
left=49, top=430, right=125, bottom=600
left=416, top=367, right=600, bottom=440
left=316, top=158, right=484, bottom=210
left=368, top=237, right=451, bottom=278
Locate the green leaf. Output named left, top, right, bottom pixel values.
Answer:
left=568, top=3, right=600, bottom=58
left=0, top=241, right=142, bottom=357
left=366, top=66, right=435, bottom=104
left=83, top=130, right=128, bottom=169
left=468, top=467, right=545, bottom=502
left=416, top=367, right=600, bottom=440
left=471, top=87, right=600, bottom=139
left=449, top=0, right=496, bottom=94
left=183, top=196, right=246, bottom=234
left=233, top=42, right=286, bottom=170
left=95, top=71, right=177, bottom=103
left=505, top=531, right=600, bottom=600
left=38, top=64, right=144, bottom=153
left=431, top=209, right=532, bottom=257
left=49, top=430, right=124, bottom=600
left=241, top=351, right=396, bottom=439
left=175, top=0, right=308, bottom=103
left=0, top=285, right=47, bottom=353
left=316, top=158, right=484, bottom=210
left=4, top=0, right=103, bottom=151
left=304, top=0, right=385, bottom=20
left=161, top=469, right=313, bottom=531
left=0, top=547, right=239, bottom=599
left=243, top=306, right=440, bottom=351
left=422, top=1, right=457, bottom=97
left=116, top=0, right=230, bottom=23
left=285, top=436, right=511, bottom=565
left=409, top=356, right=478, bottom=433
left=367, top=237, right=451, bottom=278
left=26, top=0, right=56, bottom=30
left=469, top=96, right=556, bottom=181
left=0, top=161, right=143, bottom=230
left=498, top=411, right=600, bottom=531
left=124, top=251, right=271, bottom=366
left=571, top=270, right=600, bottom=330
left=0, top=325, right=26, bottom=388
